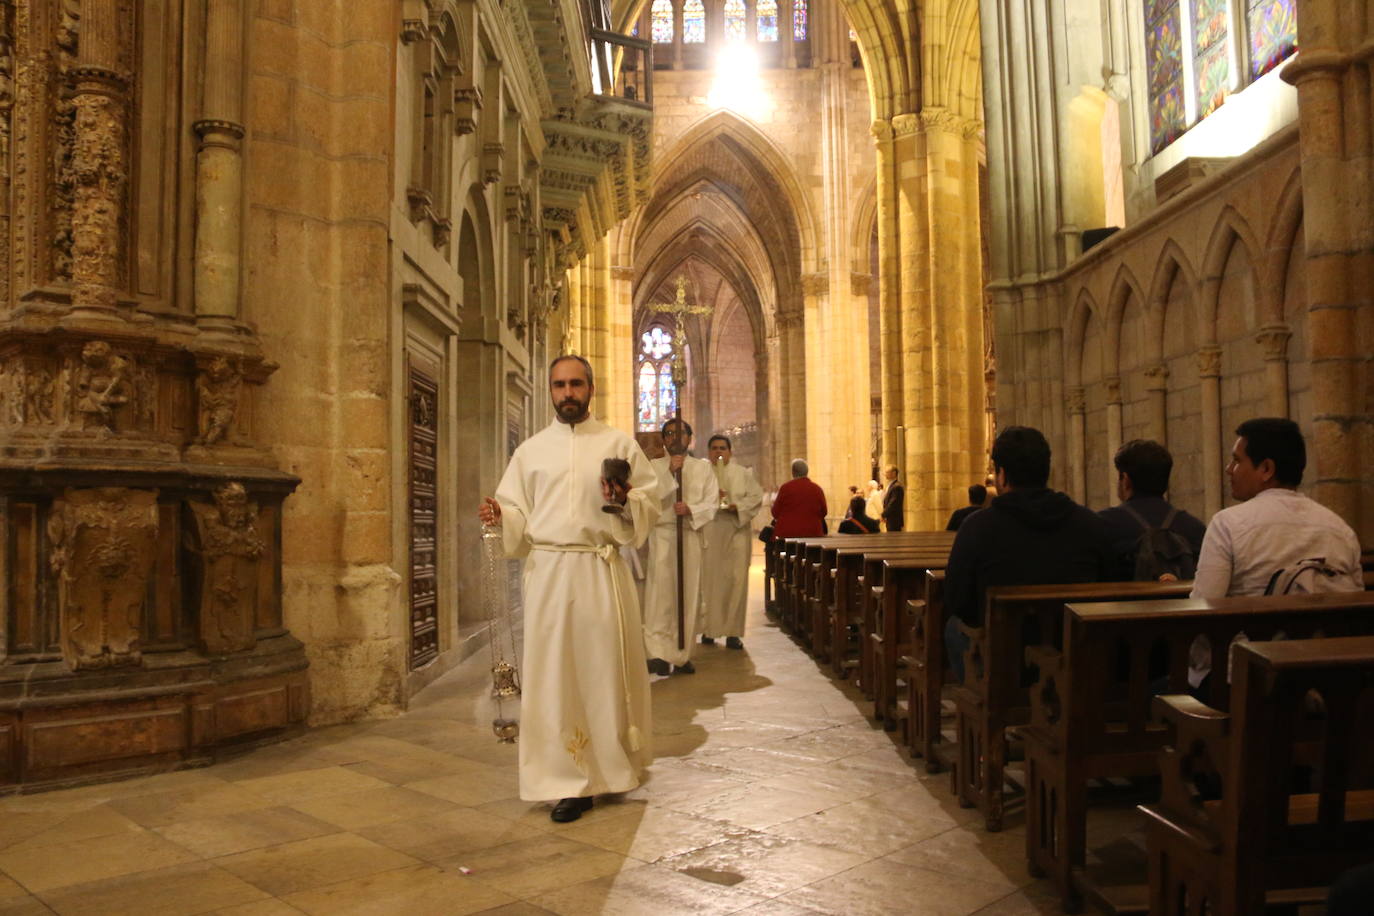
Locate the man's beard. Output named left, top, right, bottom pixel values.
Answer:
left=555, top=397, right=589, bottom=423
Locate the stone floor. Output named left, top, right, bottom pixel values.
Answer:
left=0, top=561, right=1069, bottom=915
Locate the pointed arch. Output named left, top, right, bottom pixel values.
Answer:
left=938, top=0, right=984, bottom=120
left=838, top=0, right=916, bottom=120
left=1199, top=205, right=1262, bottom=341
left=1262, top=167, right=1305, bottom=327
left=849, top=174, right=879, bottom=269
left=1065, top=288, right=1100, bottom=388
left=1145, top=239, right=1198, bottom=363
left=1104, top=262, right=1145, bottom=367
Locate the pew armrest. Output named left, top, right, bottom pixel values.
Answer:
left=1151, top=694, right=1232, bottom=837
left=956, top=620, right=989, bottom=694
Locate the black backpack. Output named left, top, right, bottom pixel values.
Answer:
left=1122, top=504, right=1197, bottom=581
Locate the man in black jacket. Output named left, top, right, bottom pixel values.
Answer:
left=1097, top=439, right=1205, bottom=581
left=945, top=484, right=988, bottom=531
left=944, top=426, right=1118, bottom=682
left=881, top=464, right=904, bottom=531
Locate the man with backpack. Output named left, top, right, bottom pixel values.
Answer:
left=1097, top=439, right=1206, bottom=581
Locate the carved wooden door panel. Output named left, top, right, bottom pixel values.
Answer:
left=407, top=359, right=440, bottom=670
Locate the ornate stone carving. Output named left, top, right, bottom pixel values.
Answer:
left=50, top=2, right=81, bottom=282
left=1104, top=376, right=1122, bottom=405
left=195, top=356, right=241, bottom=445
left=890, top=113, right=919, bottom=138
left=47, top=487, right=159, bottom=669
left=919, top=106, right=985, bottom=140
left=25, top=363, right=55, bottom=424
left=400, top=18, right=428, bottom=43
left=0, top=14, right=12, bottom=307
left=453, top=86, right=481, bottom=135
left=70, top=69, right=129, bottom=311
left=72, top=340, right=133, bottom=432
left=1144, top=363, right=1170, bottom=390
left=0, top=361, right=22, bottom=426
left=1066, top=386, right=1086, bottom=414
left=1196, top=346, right=1222, bottom=378
left=186, top=483, right=266, bottom=655
left=869, top=119, right=894, bottom=143
left=481, top=142, right=503, bottom=185
left=1256, top=324, right=1292, bottom=361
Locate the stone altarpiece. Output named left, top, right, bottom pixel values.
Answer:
left=0, top=0, right=306, bottom=789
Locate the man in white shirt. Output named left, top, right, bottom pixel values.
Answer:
left=1188, top=417, right=1362, bottom=687
left=700, top=434, right=763, bottom=649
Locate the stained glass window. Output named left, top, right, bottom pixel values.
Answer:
left=724, top=0, right=745, bottom=41
left=792, top=0, right=808, bottom=41
left=651, top=0, right=672, bottom=43
left=637, top=326, right=679, bottom=431
left=683, top=0, right=705, bottom=43
left=1145, top=0, right=1185, bottom=153
left=758, top=0, right=779, bottom=41
left=1248, top=0, right=1297, bottom=79
left=1192, top=0, right=1230, bottom=118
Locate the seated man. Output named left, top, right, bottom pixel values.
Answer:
left=944, top=426, right=1117, bottom=682
left=945, top=484, right=988, bottom=532
left=838, top=493, right=879, bottom=533
left=1097, top=439, right=1205, bottom=581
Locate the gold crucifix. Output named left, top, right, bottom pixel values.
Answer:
left=650, top=276, right=713, bottom=393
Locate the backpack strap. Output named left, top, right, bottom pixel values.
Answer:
left=1160, top=508, right=1178, bottom=531
left=1120, top=503, right=1151, bottom=530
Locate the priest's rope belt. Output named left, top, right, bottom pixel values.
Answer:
left=530, top=543, right=645, bottom=752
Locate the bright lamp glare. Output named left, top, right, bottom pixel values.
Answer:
left=707, top=46, right=771, bottom=119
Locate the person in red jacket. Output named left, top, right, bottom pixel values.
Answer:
left=771, top=459, right=828, bottom=537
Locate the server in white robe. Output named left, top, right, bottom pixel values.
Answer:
left=479, top=355, right=659, bottom=823
left=642, top=419, right=716, bottom=673
left=700, top=434, right=763, bottom=647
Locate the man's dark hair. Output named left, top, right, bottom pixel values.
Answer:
left=662, top=418, right=693, bottom=438
left=967, top=484, right=987, bottom=505
left=1114, top=439, right=1173, bottom=497
left=548, top=354, right=594, bottom=387
left=708, top=434, right=731, bottom=450
left=1236, top=417, right=1306, bottom=486
left=991, top=426, right=1052, bottom=488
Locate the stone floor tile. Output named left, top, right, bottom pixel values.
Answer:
left=761, top=797, right=955, bottom=858
left=281, top=863, right=514, bottom=915
left=403, top=766, right=520, bottom=806
left=0, top=829, right=198, bottom=893
left=37, top=862, right=268, bottom=916
left=0, top=897, right=55, bottom=915
left=0, top=878, right=23, bottom=903
left=206, top=902, right=305, bottom=915
left=468, top=904, right=559, bottom=915
left=287, top=785, right=459, bottom=830
left=885, top=824, right=1036, bottom=890
left=107, top=784, right=277, bottom=829
left=776, top=857, right=1016, bottom=916
left=661, top=833, right=868, bottom=899
left=151, top=806, right=341, bottom=858
left=530, top=862, right=768, bottom=915
left=556, top=807, right=754, bottom=863
left=213, top=833, right=420, bottom=897
left=436, top=833, right=637, bottom=899
left=0, top=805, right=143, bottom=852
left=340, top=751, right=477, bottom=785
left=666, top=782, right=844, bottom=831
left=232, top=767, right=393, bottom=805
left=354, top=806, right=541, bottom=861
left=968, top=887, right=1062, bottom=915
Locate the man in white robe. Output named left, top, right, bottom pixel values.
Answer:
left=700, top=434, right=763, bottom=648
left=479, top=355, right=659, bottom=823
left=643, top=419, right=716, bottom=674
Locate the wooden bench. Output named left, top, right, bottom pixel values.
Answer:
left=948, top=580, right=1192, bottom=832
left=1140, top=635, right=1374, bottom=915
left=1019, top=591, right=1374, bottom=913
left=805, top=537, right=949, bottom=657
left=870, top=554, right=950, bottom=730
left=825, top=544, right=945, bottom=673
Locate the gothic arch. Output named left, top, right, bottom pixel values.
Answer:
left=458, top=187, right=497, bottom=323
left=1199, top=205, right=1261, bottom=340
left=1145, top=240, right=1198, bottom=363
left=1065, top=289, right=1101, bottom=389
left=933, top=0, right=984, bottom=120
left=843, top=0, right=917, bottom=119
left=850, top=174, right=880, bottom=269
left=1262, top=167, right=1305, bottom=327
left=1104, top=263, right=1145, bottom=367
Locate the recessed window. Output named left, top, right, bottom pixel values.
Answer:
left=637, top=327, right=679, bottom=432
left=651, top=0, right=673, bottom=43
left=683, top=0, right=706, bottom=43
left=758, top=0, right=779, bottom=42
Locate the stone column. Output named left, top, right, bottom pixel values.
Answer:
left=871, top=119, right=902, bottom=473
left=1105, top=375, right=1123, bottom=497
left=1256, top=324, right=1291, bottom=419
left=194, top=0, right=247, bottom=329
left=1067, top=386, right=1086, bottom=504
left=1144, top=364, right=1169, bottom=445
left=609, top=265, right=636, bottom=430
left=1197, top=346, right=1223, bottom=517
left=69, top=0, right=129, bottom=316
left=0, top=12, right=12, bottom=310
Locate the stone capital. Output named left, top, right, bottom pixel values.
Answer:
left=1143, top=363, right=1169, bottom=391
left=1066, top=386, right=1086, bottom=415
left=801, top=273, right=829, bottom=298
left=1256, top=324, right=1292, bottom=361
left=891, top=113, right=920, bottom=138
left=870, top=119, right=894, bottom=143
left=918, top=106, right=984, bottom=140
left=1196, top=346, right=1222, bottom=378
left=1104, top=376, right=1122, bottom=406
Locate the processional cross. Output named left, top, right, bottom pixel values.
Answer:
left=648, top=275, right=713, bottom=650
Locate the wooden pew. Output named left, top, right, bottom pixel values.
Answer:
left=1019, top=591, right=1374, bottom=913
left=870, top=553, right=951, bottom=730
left=902, top=569, right=947, bottom=770
left=949, top=580, right=1192, bottom=832
left=1140, top=635, right=1374, bottom=915
left=823, top=544, right=941, bottom=671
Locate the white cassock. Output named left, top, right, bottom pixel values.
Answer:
left=494, top=415, right=659, bottom=801
left=701, top=460, right=763, bottom=639
left=642, top=454, right=716, bottom=666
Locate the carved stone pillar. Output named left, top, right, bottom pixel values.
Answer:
left=194, top=0, right=246, bottom=329
left=1104, top=376, right=1123, bottom=499
left=1256, top=324, right=1292, bottom=418
left=1143, top=364, right=1169, bottom=445
left=1067, top=386, right=1086, bottom=504
left=69, top=0, right=129, bottom=316
left=1, top=11, right=12, bottom=310
left=1197, top=346, right=1223, bottom=517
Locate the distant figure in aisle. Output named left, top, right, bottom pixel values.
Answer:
left=945, top=484, right=988, bottom=532
left=839, top=492, right=879, bottom=533
left=1096, top=439, right=1205, bottom=581
left=771, top=458, right=827, bottom=538
left=478, top=355, right=659, bottom=823
left=700, top=435, right=763, bottom=650
left=881, top=464, right=905, bottom=531
left=865, top=479, right=885, bottom=521
left=642, top=419, right=716, bottom=676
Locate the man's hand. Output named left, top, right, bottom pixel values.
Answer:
left=602, top=477, right=629, bottom=506
left=478, top=497, right=502, bottom=525
left=673, top=501, right=691, bottom=517
left=669, top=454, right=685, bottom=472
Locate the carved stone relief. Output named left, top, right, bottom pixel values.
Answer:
left=70, top=339, right=133, bottom=432
left=195, top=356, right=241, bottom=445
left=47, top=487, right=159, bottom=669
left=186, top=483, right=265, bottom=655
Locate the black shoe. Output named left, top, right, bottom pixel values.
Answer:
left=551, top=796, right=593, bottom=822
left=673, top=661, right=695, bottom=675
left=647, top=658, right=670, bottom=676
left=700, top=635, right=715, bottom=645
left=726, top=637, right=743, bottom=650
